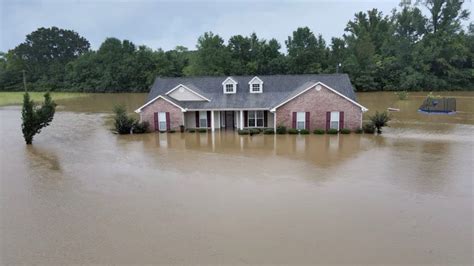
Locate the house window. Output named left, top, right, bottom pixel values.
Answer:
left=199, top=111, right=208, bottom=128
left=158, top=112, right=167, bottom=131
left=248, top=111, right=264, bottom=127
left=296, top=112, right=305, bottom=130
left=251, top=84, right=261, bottom=92
left=225, top=84, right=234, bottom=93
left=330, top=111, right=340, bottom=130
left=248, top=76, right=263, bottom=93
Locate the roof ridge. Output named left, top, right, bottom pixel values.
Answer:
left=155, top=73, right=349, bottom=80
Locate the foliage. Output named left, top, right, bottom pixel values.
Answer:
left=288, top=128, right=299, bottom=134
left=238, top=129, right=250, bottom=135
left=168, top=129, right=176, bottom=133
left=187, top=128, right=196, bottom=133
left=299, top=129, right=310, bottom=134
left=276, top=125, right=287, bottom=134
left=340, top=128, right=351, bottom=134
left=369, top=111, right=391, bottom=133
left=113, top=105, right=135, bottom=134
left=249, top=128, right=261, bottom=134
left=313, top=128, right=326, bottom=134
left=354, top=127, right=363, bottom=134
left=1, top=1, right=472, bottom=92
left=395, top=91, right=408, bottom=100
left=21, top=92, right=56, bottom=144
left=327, top=128, right=339, bottom=134
left=263, top=128, right=275, bottom=134
left=133, top=121, right=149, bottom=133
left=198, top=128, right=207, bottom=133
left=363, top=122, right=376, bottom=134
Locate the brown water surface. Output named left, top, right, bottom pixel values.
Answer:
left=1, top=92, right=473, bottom=264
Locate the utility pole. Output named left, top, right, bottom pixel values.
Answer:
left=22, top=70, right=27, bottom=92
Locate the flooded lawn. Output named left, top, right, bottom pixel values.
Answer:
left=1, top=92, right=473, bottom=264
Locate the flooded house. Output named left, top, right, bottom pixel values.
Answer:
left=135, top=74, right=368, bottom=131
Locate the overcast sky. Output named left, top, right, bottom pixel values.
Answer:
left=1, top=0, right=416, bottom=52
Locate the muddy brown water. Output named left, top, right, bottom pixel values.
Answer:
left=1, top=92, right=473, bottom=264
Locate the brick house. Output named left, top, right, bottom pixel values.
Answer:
left=135, top=74, right=368, bottom=132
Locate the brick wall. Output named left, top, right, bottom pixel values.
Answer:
left=140, top=98, right=183, bottom=130
left=275, top=85, right=362, bottom=130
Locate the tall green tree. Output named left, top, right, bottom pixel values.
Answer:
left=9, top=27, right=90, bottom=90
left=192, top=32, right=230, bottom=75
left=286, top=27, right=329, bottom=73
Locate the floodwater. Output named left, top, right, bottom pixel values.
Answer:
left=1, top=92, right=473, bottom=264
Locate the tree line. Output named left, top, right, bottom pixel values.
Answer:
left=0, top=0, right=472, bottom=92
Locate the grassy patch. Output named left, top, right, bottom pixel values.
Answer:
left=0, top=92, right=89, bottom=106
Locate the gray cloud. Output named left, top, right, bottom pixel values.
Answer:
left=1, top=0, right=402, bottom=52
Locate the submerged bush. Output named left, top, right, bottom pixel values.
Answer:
left=313, top=128, right=325, bottom=135
left=21, top=92, right=56, bottom=144
left=113, top=105, right=135, bottom=134
left=340, top=128, right=351, bottom=134
left=168, top=129, right=176, bottom=133
left=363, top=123, right=376, bottom=134
left=327, top=128, right=338, bottom=134
left=276, top=125, right=287, bottom=134
left=187, top=128, right=196, bottom=133
left=198, top=128, right=207, bottom=133
left=133, top=121, right=149, bottom=133
left=249, top=128, right=261, bottom=134
left=238, top=129, right=250, bottom=135
left=288, top=128, right=298, bottom=134
left=354, top=127, right=363, bottom=134
left=369, top=111, right=391, bottom=134
left=263, top=128, right=275, bottom=134
left=395, top=91, right=408, bottom=100
left=299, top=129, right=310, bottom=134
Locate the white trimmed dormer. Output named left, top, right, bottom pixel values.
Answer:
left=249, top=76, right=263, bottom=93
left=222, top=77, right=237, bottom=94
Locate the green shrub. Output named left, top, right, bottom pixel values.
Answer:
left=395, top=91, right=408, bottom=100
left=276, top=125, right=287, bottom=134
left=369, top=111, right=391, bottom=134
left=248, top=128, right=262, bottom=133
left=354, top=127, right=363, bottom=134
left=113, top=104, right=135, bottom=135
left=21, top=92, right=56, bottom=144
left=249, top=128, right=261, bottom=134
left=313, top=128, right=325, bottom=134
left=363, top=123, right=376, bottom=134
left=168, top=129, right=176, bottom=133
left=288, top=128, right=298, bottom=134
left=299, top=129, right=310, bottom=134
left=198, top=128, right=207, bottom=133
left=327, top=128, right=339, bottom=134
left=263, top=128, right=274, bottom=134
left=340, top=128, right=351, bottom=134
left=187, top=128, right=196, bottom=133
left=238, top=129, right=250, bottom=135
left=133, top=121, right=149, bottom=134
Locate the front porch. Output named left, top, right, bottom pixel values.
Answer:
left=183, top=110, right=275, bottom=131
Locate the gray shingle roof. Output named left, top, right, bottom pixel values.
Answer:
left=146, top=74, right=356, bottom=110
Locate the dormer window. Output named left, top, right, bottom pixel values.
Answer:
left=251, top=83, right=261, bottom=92
left=225, top=84, right=234, bottom=93
left=222, top=77, right=237, bottom=94
left=248, top=76, right=263, bottom=93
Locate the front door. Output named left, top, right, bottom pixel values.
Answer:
left=225, top=111, right=234, bottom=129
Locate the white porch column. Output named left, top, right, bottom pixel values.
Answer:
left=211, top=110, right=215, bottom=132
left=239, top=110, right=244, bottom=130
left=273, top=111, right=277, bottom=131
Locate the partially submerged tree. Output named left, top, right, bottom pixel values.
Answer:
left=21, top=92, right=56, bottom=144
left=369, top=111, right=391, bottom=134
left=113, top=104, right=149, bottom=134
